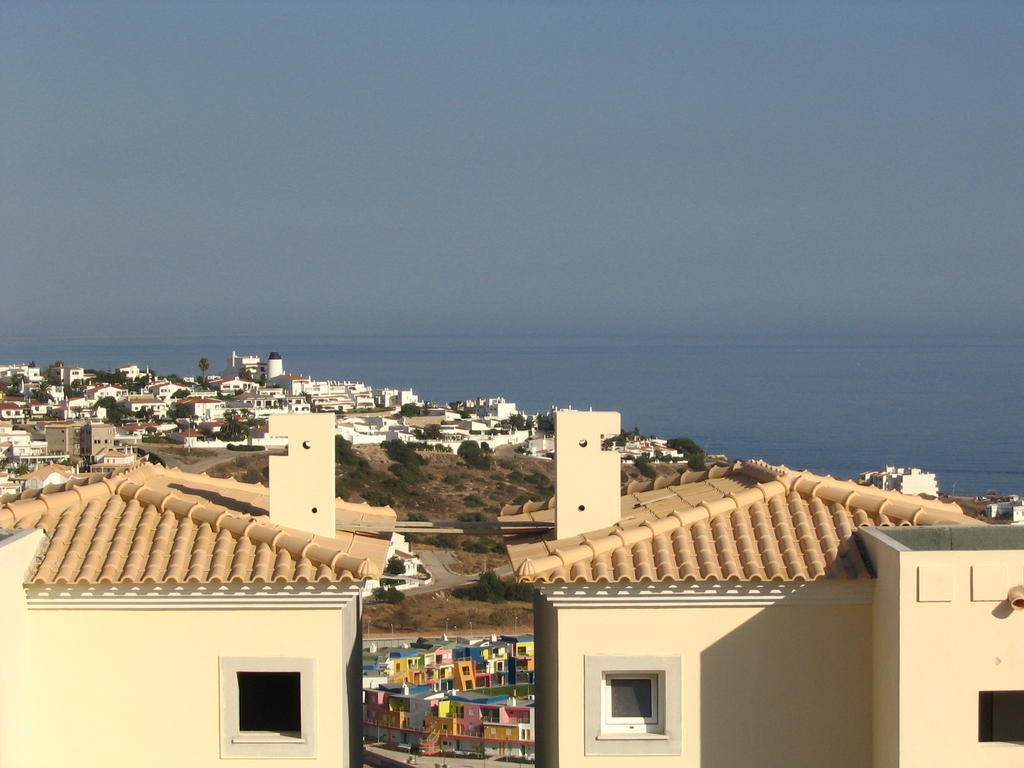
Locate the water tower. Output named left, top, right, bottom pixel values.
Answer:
left=266, top=351, right=284, bottom=380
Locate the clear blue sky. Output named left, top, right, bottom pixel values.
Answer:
left=2, top=1, right=1021, bottom=338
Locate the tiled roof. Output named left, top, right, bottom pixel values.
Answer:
left=501, top=460, right=983, bottom=583
left=0, top=462, right=395, bottom=585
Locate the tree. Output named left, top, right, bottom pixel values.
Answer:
left=238, top=366, right=253, bottom=381
left=166, top=401, right=189, bottom=421
left=502, top=413, right=527, bottom=431
left=197, top=357, right=210, bottom=384
left=100, top=399, right=132, bottom=425
left=452, top=570, right=535, bottom=604
left=458, top=440, right=491, bottom=470
left=422, top=423, right=443, bottom=440
left=687, top=453, right=708, bottom=471
left=665, top=437, right=707, bottom=470
left=335, top=436, right=369, bottom=468
left=399, top=403, right=422, bottom=417
left=372, top=586, right=405, bottom=603
left=217, top=410, right=249, bottom=442
left=634, top=456, right=657, bottom=479
left=666, top=437, right=704, bottom=455
left=46, top=361, right=64, bottom=384
left=384, top=556, right=405, bottom=576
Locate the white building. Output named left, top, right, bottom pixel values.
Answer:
left=1, top=424, right=68, bottom=466
left=216, top=377, right=259, bottom=396
left=0, top=364, right=42, bottom=384
left=20, top=464, right=78, bottom=491
left=300, top=380, right=376, bottom=412
left=987, top=497, right=1024, bottom=523
left=178, top=397, right=226, bottom=422
left=523, top=436, right=555, bottom=457
left=220, top=350, right=285, bottom=380
left=0, top=403, right=29, bottom=422
left=55, top=365, right=87, bottom=387
left=122, top=395, right=170, bottom=418
left=474, top=397, right=519, bottom=421
left=373, top=388, right=420, bottom=409
left=360, top=532, right=430, bottom=597
left=84, top=384, right=129, bottom=403
left=860, top=466, right=939, bottom=497
left=146, top=380, right=184, bottom=401
left=618, top=438, right=686, bottom=463
left=115, top=364, right=142, bottom=379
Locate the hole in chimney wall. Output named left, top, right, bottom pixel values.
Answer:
left=578, top=505, right=586, bottom=511
left=302, top=441, right=312, bottom=449
left=579, top=439, right=588, bottom=447
left=311, top=507, right=318, bottom=514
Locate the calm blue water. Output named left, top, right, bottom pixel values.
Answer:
left=2, top=332, right=1021, bottom=497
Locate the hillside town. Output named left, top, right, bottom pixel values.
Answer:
left=0, top=351, right=704, bottom=497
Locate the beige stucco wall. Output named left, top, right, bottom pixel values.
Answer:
left=28, top=604, right=351, bottom=768
left=554, top=410, right=621, bottom=540
left=268, top=413, right=337, bottom=538
left=866, top=538, right=1024, bottom=768
left=0, top=530, right=44, bottom=768
left=546, top=600, right=873, bottom=768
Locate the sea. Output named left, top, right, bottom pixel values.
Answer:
left=2, top=332, right=1021, bottom=498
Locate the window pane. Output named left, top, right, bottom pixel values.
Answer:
left=609, top=677, right=653, bottom=719
left=237, top=671, right=301, bottom=733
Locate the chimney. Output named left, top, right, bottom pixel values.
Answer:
left=268, top=413, right=336, bottom=538
left=554, top=409, right=621, bottom=540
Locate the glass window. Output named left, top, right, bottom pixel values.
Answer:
left=602, top=673, right=661, bottom=732
left=584, top=655, right=680, bottom=755
left=609, top=677, right=654, bottom=719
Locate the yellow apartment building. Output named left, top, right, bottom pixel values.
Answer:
left=502, top=409, right=1024, bottom=768
left=0, top=414, right=393, bottom=768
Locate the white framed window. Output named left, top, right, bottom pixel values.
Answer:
left=584, top=655, right=681, bottom=756
left=601, top=672, right=662, bottom=734
left=220, top=657, right=316, bottom=758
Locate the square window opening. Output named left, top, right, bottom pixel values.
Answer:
left=980, top=691, right=1024, bottom=743
left=220, top=657, right=315, bottom=758
left=237, top=671, right=301, bottom=736
left=602, top=672, right=663, bottom=735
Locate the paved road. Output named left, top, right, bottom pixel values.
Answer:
left=411, top=549, right=471, bottom=594
left=140, top=446, right=278, bottom=474
left=405, top=550, right=513, bottom=597
left=365, top=742, right=532, bottom=767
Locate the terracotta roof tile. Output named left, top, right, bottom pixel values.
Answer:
left=0, top=463, right=394, bottom=585
left=501, top=460, right=983, bottom=583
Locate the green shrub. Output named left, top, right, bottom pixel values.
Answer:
left=458, top=440, right=491, bottom=470
left=453, top=570, right=535, bottom=604
left=334, top=436, right=369, bottom=467
left=635, top=456, right=657, bottom=478
left=372, top=586, right=405, bottom=603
